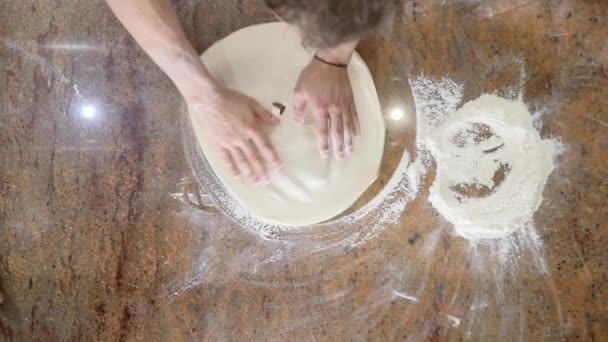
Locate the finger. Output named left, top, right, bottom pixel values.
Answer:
left=254, top=102, right=280, bottom=125
left=249, top=131, right=281, bottom=171
left=238, top=140, right=269, bottom=185
left=311, top=104, right=330, bottom=159
left=231, top=147, right=255, bottom=182
left=329, top=107, right=345, bottom=160
left=293, top=92, right=307, bottom=125
left=220, top=148, right=239, bottom=175
left=351, top=101, right=360, bottom=136
left=343, top=110, right=354, bottom=155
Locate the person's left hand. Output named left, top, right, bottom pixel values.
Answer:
left=293, top=59, right=360, bottom=160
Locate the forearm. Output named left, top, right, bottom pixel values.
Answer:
left=105, top=0, right=217, bottom=98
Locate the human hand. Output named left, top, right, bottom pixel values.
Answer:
left=293, top=58, right=360, bottom=160
left=187, top=87, right=281, bottom=185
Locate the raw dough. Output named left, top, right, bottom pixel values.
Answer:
left=190, top=23, right=385, bottom=226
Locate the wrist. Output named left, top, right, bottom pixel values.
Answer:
left=179, top=77, right=221, bottom=102
left=174, top=66, right=222, bottom=104
left=316, top=40, right=359, bottom=65
left=160, top=49, right=221, bottom=101
left=313, top=54, right=348, bottom=68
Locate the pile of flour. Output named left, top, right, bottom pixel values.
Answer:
left=411, top=76, right=560, bottom=239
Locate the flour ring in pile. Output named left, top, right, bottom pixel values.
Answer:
left=188, top=23, right=385, bottom=226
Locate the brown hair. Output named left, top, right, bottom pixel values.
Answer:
left=265, top=0, right=396, bottom=48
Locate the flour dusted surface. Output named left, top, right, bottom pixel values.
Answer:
left=409, top=74, right=561, bottom=239
left=423, top=94, right=560, bottom=239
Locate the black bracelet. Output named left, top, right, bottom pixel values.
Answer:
left=313, top=54, right=348, bottom=68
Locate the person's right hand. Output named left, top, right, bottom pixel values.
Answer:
left=187, top=87, right=281, bottom=185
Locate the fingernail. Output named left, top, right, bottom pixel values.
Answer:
left=320, top=149, right=329, bottom=159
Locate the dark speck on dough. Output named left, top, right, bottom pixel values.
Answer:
left=272, top=102, right=286, bottom=115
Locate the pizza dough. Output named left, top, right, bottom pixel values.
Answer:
left=190, top=23, right=385, bottom=226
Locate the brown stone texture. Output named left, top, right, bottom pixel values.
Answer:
left=1, top=0, right=607, bottom=341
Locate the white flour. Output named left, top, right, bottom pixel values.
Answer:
left=411, top=76, right=464, bottom=138
left=426, top=95, right=559, bottom=239
left=410, top=76, right=561, bottom=239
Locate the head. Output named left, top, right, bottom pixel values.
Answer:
left=265, top=0, right=397, bottom=49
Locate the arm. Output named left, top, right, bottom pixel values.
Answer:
left=105, top=0, right=281, bottom=184
left=105, top=0, right=216, bottom=100
left=293, top=40, right=360, bottom=160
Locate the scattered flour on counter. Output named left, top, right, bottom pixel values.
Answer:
left=411, top=76, right=464, bottom=138
left=409, top=76, right=464, bottom=183
left=409, top=76, right=561, bottom=239
left=446, top=314, right=462, bottom=328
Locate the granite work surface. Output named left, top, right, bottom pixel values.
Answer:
left=1, top=0, right=607, bottom=341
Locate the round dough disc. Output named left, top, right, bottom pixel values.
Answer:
left=191, top=22, right=385, bottom=226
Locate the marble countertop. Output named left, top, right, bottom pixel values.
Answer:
left=1, top=0, right=606, bottom=340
